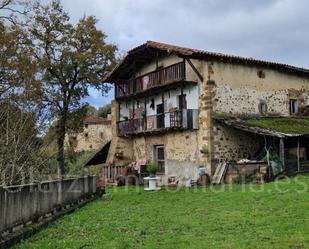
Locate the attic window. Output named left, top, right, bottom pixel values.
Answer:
left=257, top=70, right=266, bottom=79
left=258, top=101, right=268, bottom=114
left=289, top=99, right=298, bottom=114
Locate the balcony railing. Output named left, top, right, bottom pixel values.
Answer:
left=115, top=61, right=185, bottom=98
left=117, top=109, right=198, bottom=136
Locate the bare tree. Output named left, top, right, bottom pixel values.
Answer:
left=0, top=0, right=33, bottom=25
left=0, top=100, right=57, bottom=185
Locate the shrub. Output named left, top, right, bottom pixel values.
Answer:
left=147, top=161, right=158, bottom=175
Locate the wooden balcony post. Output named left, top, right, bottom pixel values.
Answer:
left=144, top=98, right=147, bottom=130
left=183, top=58, right=186, bottom=79
left=180, top=84, right=184, bottom=127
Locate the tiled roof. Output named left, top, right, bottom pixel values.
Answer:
left=84, top=115, right=111, bottom=125
left=103, top=40, right=309, bottom=82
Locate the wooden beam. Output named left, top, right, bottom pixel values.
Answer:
left=183, top=58, right=186, bottom=79
left=162, top=92, right=165, bottom=128
left=118, top=102, right=121, bottom=123
left=180, top=84, right=184, bottom=127
left=185, top=58, right=204, bottom=82
left=132, top=99, right=135, bottom=119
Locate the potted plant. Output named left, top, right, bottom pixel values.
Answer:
left=147, top=161, right=158, bottom=177
left=144, top=161, right=160, bottom=191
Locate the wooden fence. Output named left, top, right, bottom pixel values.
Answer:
left=0, top=176, right=98, bottom=237
left=102, top=165, right=126, bottom=179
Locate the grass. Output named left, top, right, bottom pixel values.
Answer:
left=244, top=117, right=309, bottom=134
left=15, top=175, right=309, bottom=249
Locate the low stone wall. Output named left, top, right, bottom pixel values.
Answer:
left=225, top=162, right=268, bottom=183
left=0, top=176, right=98, bottom=240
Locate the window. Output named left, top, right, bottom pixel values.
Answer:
left=289, top=99, right=298, bottom=114
left=259, top=101, right=268, bottom=114
left=154, top=145, right=165, bottom=173
left=257, top=70, right=266, bottom=79
left=84, top=132, right=89, bottom=138
left=84, top=123, right=88, bottom=129
left=100, top=132, right=104, bottom=139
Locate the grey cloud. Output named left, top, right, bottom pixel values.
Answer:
left=62, top=0, right=309, bottom=68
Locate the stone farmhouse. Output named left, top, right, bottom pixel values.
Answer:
left=66, top=115, right=112, bottom=153
left=102, top=41, right=309, bottom=183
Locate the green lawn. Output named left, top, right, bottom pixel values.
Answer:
left=15, top=175, right=309, bottom=249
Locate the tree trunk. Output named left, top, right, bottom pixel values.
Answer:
left=57, top=115, right=66, bottom=177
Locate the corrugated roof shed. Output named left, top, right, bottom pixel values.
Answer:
left=215, top=116, right=309, bottom=138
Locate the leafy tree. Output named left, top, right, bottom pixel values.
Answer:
left=0, top=20, right=38, bottom=100
left=85, top=104, right=98, bottom=116
left=29, top=0, right=117, bottom=176
left=0, top=0, right=50, bottom=185
left=98, top=103, right=111, bottom=118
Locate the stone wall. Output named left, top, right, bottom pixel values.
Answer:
left=213, top=123, right=264, bottom=164
left=66, top=122, right=112, bottom=153
left=208, top=61, right=309, bottom=116
left=105, top=101, right=133, bottom=166
left=131, top=131, right=200, bottom=183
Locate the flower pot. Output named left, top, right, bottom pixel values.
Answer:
left=144, top=176, right=160, bottom=191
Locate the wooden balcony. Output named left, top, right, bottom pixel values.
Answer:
left=117, top=109, right=198, bottom=136
left=115, top=61, right=186, bottom=99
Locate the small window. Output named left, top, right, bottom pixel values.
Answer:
left=259, top=101, right=268, bottom=114
left=84, top=123, right=88, bottom=129
left=289, top=99, right=298, bottom=114
left=257, top=70, right=266, bottom=79
left=154, top=145, right=165, bottom=173
left=89, top=145, right=93, bottom=149
left=85, top=132, right=89, bottom=138
left=100, top=132, right=104, bottom=139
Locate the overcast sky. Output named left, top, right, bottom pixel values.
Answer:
left=60, top=0, right=309, bottom=108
